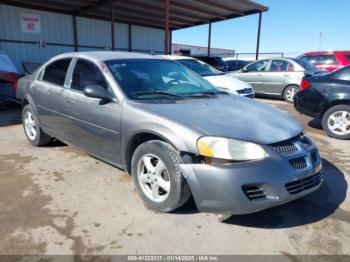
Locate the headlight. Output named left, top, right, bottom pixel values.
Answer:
left=197, top=136, right=267, bottom=161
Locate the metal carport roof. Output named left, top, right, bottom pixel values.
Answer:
left=1, top=0, right=268, bottom=56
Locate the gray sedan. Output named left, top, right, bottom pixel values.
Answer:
left=230, top=58, right=320, bottom=103
left=16, top=52, right=322, bottom=214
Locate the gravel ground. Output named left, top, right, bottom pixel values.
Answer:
left=0, top=98, right=349, bottom=256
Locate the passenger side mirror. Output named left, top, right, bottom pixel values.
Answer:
left=83, top=85, right=112, bottom=101
left=241, top=68, right=248, bottom=73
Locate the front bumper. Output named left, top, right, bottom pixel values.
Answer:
left=180, top=136, right=323, bottom=214
left=237, top=87, right=255, bottom=98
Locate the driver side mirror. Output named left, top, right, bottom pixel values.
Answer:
left=83, top=85, right=112, bottom=101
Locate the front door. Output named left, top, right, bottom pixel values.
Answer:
left=236, top=60, right=269, bottom=94
left=62, top=58, right=122, bottom=165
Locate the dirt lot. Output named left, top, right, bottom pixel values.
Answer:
left=0, top=98, right=349, bottom=255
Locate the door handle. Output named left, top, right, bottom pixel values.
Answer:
left=257, top=74, right=263, bottom=76
left=283, top=74, right=290, bottom=77
left=64, top=97, right=75, bottom=105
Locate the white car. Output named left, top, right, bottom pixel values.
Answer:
left=160, top=55, right=255, bottom=98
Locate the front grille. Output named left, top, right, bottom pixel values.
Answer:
left=289, top=157, right=307, bottom=169
left=242, top=185, right=266, bottom=201
left=286, top=171, right=322, bottom=194
left=271, top=139, right=298, bottom=155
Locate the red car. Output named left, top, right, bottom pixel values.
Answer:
left=298, top=51, right=350, bottom=72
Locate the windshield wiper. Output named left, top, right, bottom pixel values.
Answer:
left=184, top=90, right=229, bottom=98
left=132, top=91, right=182, bottom=98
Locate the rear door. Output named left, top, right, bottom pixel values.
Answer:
left=235, top=60, right=269, bottom=93
left=30, top=58, right=71, bottom=139
left=62, top=58, right=122, bottom=164
left=263, top=59, right=296, bottom=95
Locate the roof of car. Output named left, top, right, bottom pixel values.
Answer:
left=159, top=55, right=195, bottom=61
left=302, top=51, right=350, bottom=55
left=53, top=51, right=163, bottom=61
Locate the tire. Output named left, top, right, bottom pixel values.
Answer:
left=322, top=105, right=350, bottom=140
left=131, top=140, right=191, bottom=212
left=22, top=104, right=51, bottom=146
left=283, top=85, right=299, bottom=103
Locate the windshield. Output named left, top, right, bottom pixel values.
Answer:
left=176, top=59, right=223, bottom=77
left=105, top=59, right=221, bottom=100
left=293, top=58, right=319, bottom=71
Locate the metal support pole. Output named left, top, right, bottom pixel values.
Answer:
left=111, top=0, right=115, bottom=50
left=169, top=30, right=172, bottom=54
left=164, top=0, right=169, bottom=54
left=255, top=12, right=262, bottom=60
left=72, top=15, right=78, bottom=52
left=207, top=22, right=212, bottom=57
left=128, top=24, right=132, bottom=52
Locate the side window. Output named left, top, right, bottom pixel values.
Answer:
left=269, top=60, right=294, bottom=72
left=71, top=59, right=111, bottom=93
left=42, top=58, right=71, bottom=86
left=245, top=60, right=269, bottom=72
left=345, top=54, right=350, bottom=63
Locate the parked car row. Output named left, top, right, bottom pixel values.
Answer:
left=16, top=51, right=323, bottom=214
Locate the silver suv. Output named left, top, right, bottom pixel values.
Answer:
left=230, top=58, right=321, bottom=103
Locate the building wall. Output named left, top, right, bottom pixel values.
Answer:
left=172, top=43, right=235, bottom=57
left=0, top=4, right=164, bottom=73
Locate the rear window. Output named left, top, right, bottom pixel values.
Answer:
left=302, top=54, right=337, bottom=65
left=42, top=58, right=71, bottom=86
left=332, top=66, right=350, bottom=81
left=344, top=54, right=350, bottom=63
left=293, top=59, right=319, bottom=71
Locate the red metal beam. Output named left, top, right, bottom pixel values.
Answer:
left=72, top=15, right=78, bottom=51
left=111, top=0, right=115, bottom=50
left=164, top=0, right=169, bottom=54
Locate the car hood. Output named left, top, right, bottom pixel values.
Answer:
left=135, top=95, right=303, bottom=145
left=204, top=74, right=251, bottom=93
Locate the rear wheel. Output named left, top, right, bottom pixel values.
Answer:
left=22, top=104, right=51, bottom=146
left=131, top=140, right=191, bottom=212
left=283, top=85, right=299, bottom=103
left=322, top=105, right=350, bottom=140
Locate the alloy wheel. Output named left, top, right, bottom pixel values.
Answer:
left=137, top=154, right=171, bottom=203
left=24, top=111, right=37, bottom=140
left=327, top=111, right=350, bottom=136
left=285, top=87, right=297, bottom=102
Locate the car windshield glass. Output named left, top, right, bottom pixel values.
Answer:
left=105, top=59, right=221, bottom=100
left=177, top=59, right=223, bottom=76
left=293, top=59, right=319, bottom=71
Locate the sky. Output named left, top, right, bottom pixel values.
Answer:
left=172, top=0, right=350, bottom=55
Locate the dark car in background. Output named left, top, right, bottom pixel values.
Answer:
left=193, top=56, right=228, bottom=72
left=299, top=51, right=350, bottom=72
left=225, top=59, right=251, bottom=72
left=294, top=65, right=350, bottom=139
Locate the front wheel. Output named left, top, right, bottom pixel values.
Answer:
left=283, top=85, right=299, bottom=103
left=131, top=140, right=191, bottom=212
left=22, top=104, right=51, bottom=146
left=322, top=105, right=350, bottom=140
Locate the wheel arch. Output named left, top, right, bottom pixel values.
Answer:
left=321, top=99, right=350, bottom=118
left=124, top=131, right=178, bottom=174
left=282, top=83, right=300, bottom=96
